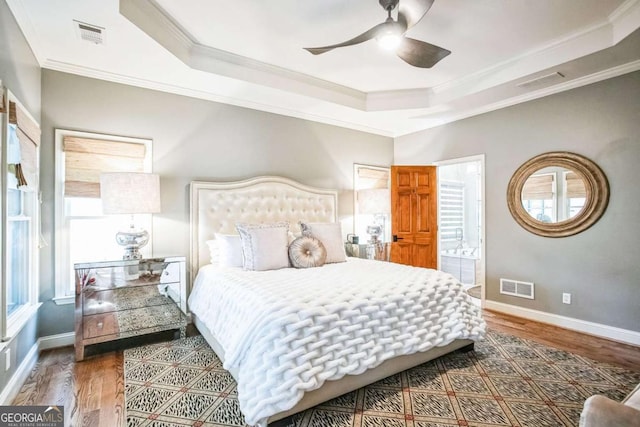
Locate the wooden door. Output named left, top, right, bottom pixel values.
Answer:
left=390, top=166, right=437, bottom=268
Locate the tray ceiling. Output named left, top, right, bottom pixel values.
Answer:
left=7, top=0, right=640, bottom=136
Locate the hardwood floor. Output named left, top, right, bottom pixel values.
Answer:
left=12, top=311, right=640, bottom=427
left=483, top=309, right=640, bottom=371
left=12, top=347, right=124, bottom=427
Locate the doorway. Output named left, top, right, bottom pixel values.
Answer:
left=436, top=155, right=485, bottom=306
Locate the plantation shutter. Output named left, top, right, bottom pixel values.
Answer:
left=9, top=101, right=40, bottom=189
left=565, top=172, right=586, bottom=198
left=439, top=180, right=464, bottom=241
left=522, top=174, right=554, bottom=200
left=63, top=136, right=147, bottom=198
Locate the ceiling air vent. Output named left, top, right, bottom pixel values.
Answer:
left=516, top=72, right=565, bottom=89
left=500, top=278, right=534, bottom=299
left=74, top=20, right=105, bottom=45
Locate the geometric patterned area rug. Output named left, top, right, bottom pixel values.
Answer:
left=124, top=331, right=640, bottom=427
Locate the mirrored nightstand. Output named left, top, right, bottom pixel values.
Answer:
left=74, top=256, right=187, bottom=361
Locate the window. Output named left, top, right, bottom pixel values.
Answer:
left=2, top=92, right=41, bottom=339
left=7, top=189, right=31, bottom=316
left=54, top=130, right=152, bottom=304
left=353, top=164, right=390, bottom=243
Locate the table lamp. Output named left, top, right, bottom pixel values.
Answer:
left=100, top=172, right=161, bottom=260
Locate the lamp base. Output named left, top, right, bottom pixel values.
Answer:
left=115, top=228, right=149, bottom=260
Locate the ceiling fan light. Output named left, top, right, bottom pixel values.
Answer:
left=377, top=32, right=402, bottom=50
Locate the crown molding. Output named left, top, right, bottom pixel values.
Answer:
left=41, top=59, right=396, bottom=137
left=39, top=56, right=640, bottom=138
left=610, top=0, right=640, bottom=35
left=408, top=59, right=640, bottom=132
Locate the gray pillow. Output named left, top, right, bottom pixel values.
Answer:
left=236, top=222, right=290, bottom=271
left=288, top=236, right=327, bottom=269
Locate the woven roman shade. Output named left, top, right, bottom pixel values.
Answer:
left=522, top=174, right=554, bottom=200
left=63, top=136, right=147, bottom=198
left=565, top=171, right=587, bottom=198
left=8, top=101, right=40, bottom=188
left=357, top=166, right=389, bottom=189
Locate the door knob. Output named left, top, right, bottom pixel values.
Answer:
left=392, top=235, right=404, bottom=242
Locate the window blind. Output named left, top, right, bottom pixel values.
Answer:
left=63, top=136, right=147, bottom=198
left=522, top=174, right=554, bottom=200
left=8, top=101, right=40, bottom=189
left=357, top=167, right=390, bottom=189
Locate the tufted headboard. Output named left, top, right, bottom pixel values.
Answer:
left=190, top=176, right=338, bottom=283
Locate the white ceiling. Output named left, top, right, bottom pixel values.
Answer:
left=7, top=0, right=640, bottom=136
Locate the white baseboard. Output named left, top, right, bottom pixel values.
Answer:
left=38, top=332, right=75, bottom=351
left=0, top=342, right=39, bottom=405
left=484, top=300, right=640, bottom=347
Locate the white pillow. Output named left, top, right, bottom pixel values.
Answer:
left=299, top=221, right=346, bottom=263
left=214, top=233, right=243, bottom=268
left=236, top=222, right=290, bottom=271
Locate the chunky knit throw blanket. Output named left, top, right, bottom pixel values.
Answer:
left=189, top=258, right=485, bottom=426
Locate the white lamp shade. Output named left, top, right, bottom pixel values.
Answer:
left=357, top=188, right=390, bottom=215
left=100, top=172, right=161, bottom=215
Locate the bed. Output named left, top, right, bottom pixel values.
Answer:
left=188, top=176, right=485, bottom=426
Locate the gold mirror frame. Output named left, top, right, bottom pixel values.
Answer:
left=507, top=152, right=609, bottom=237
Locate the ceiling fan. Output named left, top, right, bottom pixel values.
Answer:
left=303, top=0, right=450, bottom=68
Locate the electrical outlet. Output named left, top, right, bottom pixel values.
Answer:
left=562, top=293, right=571, bottom=304
left=5, top=349, right=10, bottom=371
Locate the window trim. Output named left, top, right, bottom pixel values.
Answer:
left=54, top=129, right=153, bottom=304
left=1, top=89, right=41, bottom=339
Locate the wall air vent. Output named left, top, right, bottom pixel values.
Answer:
left=500, top=278, right=534, bottom=299
left=516, top=72, right=565, bottom=89
left=74, top=20, right=105, bottom=45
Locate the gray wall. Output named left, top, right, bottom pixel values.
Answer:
left=39, top=70, right=394, bottom=337
left=0, top=0, right=41, bottom=399
left=395, top=71, right=640, bottom=332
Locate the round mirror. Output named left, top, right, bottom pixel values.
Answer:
left=507, top=152, right=609, bottom=237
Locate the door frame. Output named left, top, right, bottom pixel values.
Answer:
left=434, top=154, right=486, bottom=306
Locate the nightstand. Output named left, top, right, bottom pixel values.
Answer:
left=74, top=256, right=187, bottom=361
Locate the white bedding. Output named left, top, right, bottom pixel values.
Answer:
left=188, top=257, right=485, bottom=426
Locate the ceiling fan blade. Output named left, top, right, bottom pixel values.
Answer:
left=396, top=37, right=450, bottom=68
left=398, top=0, right=435, bottom=31
left=304, top=22, right=387, bottom=55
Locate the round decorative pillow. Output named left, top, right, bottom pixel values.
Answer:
left=288, top=236, right=327, bottom=268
